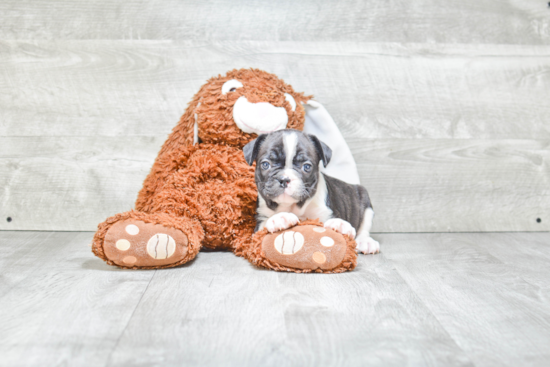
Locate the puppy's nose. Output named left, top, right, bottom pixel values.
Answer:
left=277, top=176, right=291, bottom=188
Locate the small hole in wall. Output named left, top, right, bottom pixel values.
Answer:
left=537, top=218, right=541, bottom=223
left=6, top=217, right=12, bottom=223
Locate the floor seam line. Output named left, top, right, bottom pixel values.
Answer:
left=386, top=254, right=477, bottom=366
left=104, top=270, right=157, bottom=367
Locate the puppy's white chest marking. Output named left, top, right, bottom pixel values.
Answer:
left=297, top=174, right=333, bottom=222
left=257, top=173, right=333, bottom=225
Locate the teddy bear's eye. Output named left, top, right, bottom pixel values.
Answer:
left=222, top=79, right=243, bottom=95
left=261, top=162, right=270, bottom=170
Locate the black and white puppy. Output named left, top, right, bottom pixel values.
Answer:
left=243, top=129, right=379, bottom=254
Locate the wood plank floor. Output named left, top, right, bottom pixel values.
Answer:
left=1, top=231, right=549, bottom=367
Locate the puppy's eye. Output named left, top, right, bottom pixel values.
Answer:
left=261, top=162, right=270, bottom=170
left=230, top=87, right=237, bottom=92
left=303, top=163, right=312, bottom=172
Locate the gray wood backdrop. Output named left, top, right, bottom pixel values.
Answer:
left=1, top=0, right=549, bottom=232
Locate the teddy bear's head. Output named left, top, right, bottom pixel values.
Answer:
left=182, top=69, right=310, bottom=148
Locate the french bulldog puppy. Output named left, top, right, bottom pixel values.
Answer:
left=243, top=129, right=379, bottom=254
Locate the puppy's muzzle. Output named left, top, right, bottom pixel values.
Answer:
left=277, top=176, right=291, bottom=189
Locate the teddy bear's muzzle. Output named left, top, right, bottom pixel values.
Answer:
left=233, top=96, right=289, bottom=134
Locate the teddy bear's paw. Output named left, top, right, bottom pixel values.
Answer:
left=261, top=225, right=350, bottom=271
left=103, top=220, right=190, bottom=268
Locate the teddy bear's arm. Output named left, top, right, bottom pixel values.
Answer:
left=136, top=94, right=201, bottom=210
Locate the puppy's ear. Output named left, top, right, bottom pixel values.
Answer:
left=308, top=134, right=332, bottom=168
left=243, top=134, right=267, bottom=165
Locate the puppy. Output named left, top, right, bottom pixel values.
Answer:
left=243, top=129, right=379, bottom=254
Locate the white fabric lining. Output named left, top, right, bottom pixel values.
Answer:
left=303, top=100, right=360, bottom=185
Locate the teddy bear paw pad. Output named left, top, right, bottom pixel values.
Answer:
left=262, top=225, right=348, bottom=271
left=103, top=220, right=188, bottom=268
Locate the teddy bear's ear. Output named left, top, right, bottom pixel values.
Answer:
left=243, top=134, right=268, bottom=166
left=303, top=100, right=360, bottom=185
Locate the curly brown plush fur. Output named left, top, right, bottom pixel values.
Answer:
left=92, top=210, right=204, bottom=269
left=135, top=69, right=309, bottom=213
left=92, top=68, right=357, bottom=272
left=248, top=219, right=357, bottom=273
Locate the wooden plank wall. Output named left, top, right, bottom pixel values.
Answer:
left=0, top=1, right=549, bottom=232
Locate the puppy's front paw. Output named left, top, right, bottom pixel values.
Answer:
left=356, top=236, right=380, bottom=255
left=324, top=218, right=356, bottom=239
left=265, top=213, right=300, bottom=233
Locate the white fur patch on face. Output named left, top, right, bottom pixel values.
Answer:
left=271, top=132, right=302, bottom=201
left=233, top=96, right=288, bottom=134
left=283, top=132, right=298, bottom=170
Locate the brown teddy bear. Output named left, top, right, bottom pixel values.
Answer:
left=92, top=68, right=359, bottom=273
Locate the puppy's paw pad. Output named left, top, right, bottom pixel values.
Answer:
left=324, top=218, right=356, bottom=238
left=265, top=212, right=300, bottom=233
left=356, top=236, right=380, bottom=255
